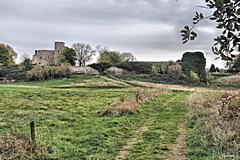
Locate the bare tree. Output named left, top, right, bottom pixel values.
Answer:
left=20, top=53, right=30, bottom=63
left=96, top=45, right=109, bottom=54
left=72, top=43, right=95, bottom=67
left=121, top=52, right=137, bottom=62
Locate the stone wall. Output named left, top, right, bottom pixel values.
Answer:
left=32, top=42, right=65, bottom=66
left=32, top=50, right=54, bottom=65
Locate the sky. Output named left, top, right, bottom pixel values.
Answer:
left=0, top=0, right=226, bottom=68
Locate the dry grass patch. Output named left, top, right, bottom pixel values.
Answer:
left=216, top=75, right=240, bottom=84
left=54, top=81, right=128, bottom=89
left=214, top=74, right=240, bottom=88
left=0, top=131, right=48, bottom=160
left=98, top=89, right=168, bottom=116
left=168, top=124, right=187, bottom=160
left=188, top=91, right=240, bottom=159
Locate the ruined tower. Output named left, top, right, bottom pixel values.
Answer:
left=32, top=42, right=66, bottom=66
left=54, top=42, right=65, bottom=65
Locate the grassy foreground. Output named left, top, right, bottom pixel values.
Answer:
left=0, top=76, right=190, bottom=159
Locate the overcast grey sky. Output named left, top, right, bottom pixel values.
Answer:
left=0, top=0, right=225, bottom=67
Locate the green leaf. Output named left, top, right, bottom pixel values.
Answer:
left=191, top=32, right=197, bottom=37
left=184, top=26, right=190, bottom=31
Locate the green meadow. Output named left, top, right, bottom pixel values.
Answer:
left=0, top=75, right=190, bottom=159
left=1, top=75, right=237, bottom=159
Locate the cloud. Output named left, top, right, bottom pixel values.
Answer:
left=0, top=0, right=223, bottom=67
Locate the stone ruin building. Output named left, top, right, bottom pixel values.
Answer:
left=32, top=42, right=66, bottom=65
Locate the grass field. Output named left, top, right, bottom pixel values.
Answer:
left=0, top=75, right=238, bottom=159
left=211, top=74, right=240, bottom=89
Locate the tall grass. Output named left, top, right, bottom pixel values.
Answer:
left=0, top=131, right=48, bottom=159
left=213, top=75, right=240, bottom=88
left=187, top=91, right=240, bottom=159
left=98, top=89, right=168, bottom=116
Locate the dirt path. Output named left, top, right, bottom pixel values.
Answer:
left=114, top=126, right=148, bottom=160
left=114, top=94, right=183, bottom=160
left=130, top=81, right=239, bottom=93
left=168, top=124, right=187, bottom=160
left=101, top=76, right=131, bottom=87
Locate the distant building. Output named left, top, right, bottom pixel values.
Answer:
left=32, top=42, right=66, bottom=65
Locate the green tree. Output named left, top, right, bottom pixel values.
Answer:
left=97, top=47, right=123, bottom=65
left=20, top=53, right=33, bottom=70
left=60, top=47, right=77, bottom=66
left=0, top=44, right=17, bottom=66
left=181, top=0, right=240, bottom=62
left=151, top=64, right=159, bottom=76
left=22, top=58, right=33, bottom=70
left=209, top=64, right=217, bottom=72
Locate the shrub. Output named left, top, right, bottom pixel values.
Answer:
left=209, top=64, right=216, bottom=72
left=151, top=64, right=159, bottom=76
left=97, top=51, right=123, bottom=65
left=0, top=131, right=48, bottom=159
left=117, top=62, right=173, bottom=74
left=188, top=92, right=240, bottom=159
left=0, top=65, right=27, bottom=80
left=88, top=63, right=112, bottom=74
left=215, top=67, right=220, bottom=72
left=27, top=65, right=72, bottom=81
left=166, top=63, right=182, bottom=75
left=70, top=66, right=99, bottom=75
left=190, top=70, right=200, bottom=82
left=104, top=66, right=126, bottom=75
left=21, top=58, right=33, bottom=71
left=98, top=89, right=167, bottom=116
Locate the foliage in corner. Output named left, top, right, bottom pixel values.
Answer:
left=181, top=0, right=240, bottom=62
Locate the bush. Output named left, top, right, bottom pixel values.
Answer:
left=21, top=58, right=33, bottom=71
left=27, top=65, right=72, bottom=81
left=0, top=65, right=26, bottom=80
left=70, top=66, right=99, bottom=75
left=209, top=64, right=216, bottom=72
left=88, top=63, right=112, bottom=74
left=188, top=92, right=240, bottom=159
left=98, top=89, right=167, bottom=116
left=151, top=64, right=159, bottom=76
left=166, top=63, right=182, bottom=75
left=190, top=70, right=200, bottom=82
left=104, top=66, right=126, bottom=75
left=0, top=131, right=48, bottom=159
left=117, top=62, right=172, bottom=74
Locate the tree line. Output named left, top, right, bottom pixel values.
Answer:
left=0, top=42, right=136, bottom=69
left=60, top=43, right=137, bottom=67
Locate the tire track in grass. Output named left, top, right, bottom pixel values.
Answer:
left=168, top=124, right=187, bottom=160
left=114, top=125, right=148, bottom=160
left=114, top=93, right=184, bottom=160
left=125, top=92, right=189, bottom=159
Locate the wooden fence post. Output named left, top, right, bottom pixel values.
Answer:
left=30, top=121, right=36, bottom=143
